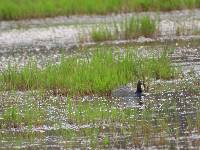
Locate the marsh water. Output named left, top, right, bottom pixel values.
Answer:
left=0, top=9, right=200, bottom=149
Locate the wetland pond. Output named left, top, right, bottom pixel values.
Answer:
left=0, top=9, right=200, bottom=149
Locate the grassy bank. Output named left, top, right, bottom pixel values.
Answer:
left=0, top=0, right=200, bottom=20
left=0, top=49, right=178, bottom=95
left=91, top=16, right=156, bottom=42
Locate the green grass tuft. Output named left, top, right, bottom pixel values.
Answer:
left=0, top=48, right=178, bottom=95
left=140, top=16, right=156, bottom=37
left=91, top=16, right=157, bottom=42
left=91, top=25, right=117, bottom=42
left=0, top=0, right=200, bottom=20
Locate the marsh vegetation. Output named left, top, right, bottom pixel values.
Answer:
left=1, top=0, right=200, bottom=20
left=0, top=41, right=199, bottom=149
left=0, top=78, right=199, bottom=149
left=91, top=16, right=157, bottom=42
left=0, top=1, right=200, bottom=149
left=0, top=48, right=177, bottom=95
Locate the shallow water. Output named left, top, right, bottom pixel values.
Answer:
left=0, top=79, right=199, bottom=149
left=0, top=9, right=200, bottom=50
left=0, top=10, right=200, bottom=77
left=0, top=39, right=199, bottom=78
left=1, top=9, right=200, bottom=30
left=0, top=9, right=200, bottom=149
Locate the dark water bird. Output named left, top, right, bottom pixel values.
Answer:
left=111, top=80, right=145, bottom=105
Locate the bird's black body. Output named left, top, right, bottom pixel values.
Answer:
left=111, top=80, right=145, bottom=105
left=135, top=80, right=145, bottom=105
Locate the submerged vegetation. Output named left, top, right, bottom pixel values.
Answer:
left=0, top=0, right=199, bottom=148
left=0, top=78, right=200, bottom=148
left=1, top=105, right=45, bottom=129
left=0, top=49, right=177, bottom=95
left=0, top=37, right=199, bottom=149
left=91, top=16, right=157, bottom=42
left=0, top=0, right=200, bottom=20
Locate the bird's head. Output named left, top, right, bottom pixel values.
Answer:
left=136, top=80, right=145, bottom=93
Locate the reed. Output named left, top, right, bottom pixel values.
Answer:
left=0, top=48, right=177, bottom=95
left=91, top=16, right=156, bottom=42
left=91, top=25, right=117, bottom=42
left=0, top=0, right=200, bottom=20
